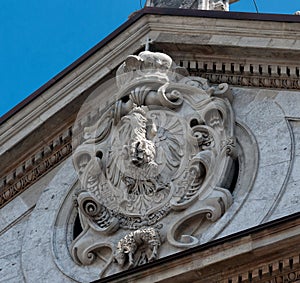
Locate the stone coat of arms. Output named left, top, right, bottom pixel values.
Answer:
left=71, top=51, right=237, bottom=278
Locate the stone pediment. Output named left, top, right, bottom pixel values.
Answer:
left=17, top=42, right=300, bottom=283
left=2, top=9, right=300, bottom=213
left=70, top=51, right=238, bottom=278
left=2, top=7, right=300, bottom=283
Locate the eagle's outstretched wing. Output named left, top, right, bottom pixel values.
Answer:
left=150, top=111, right=186, bottom=181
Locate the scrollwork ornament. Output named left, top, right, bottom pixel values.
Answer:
left=71, top=51, right=237, bottom=278
left=222, top=136, right=237, bottom=158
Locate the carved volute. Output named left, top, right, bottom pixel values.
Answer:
left=71, top=51, right=238, bottom=278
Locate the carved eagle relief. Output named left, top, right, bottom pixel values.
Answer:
left=71, top=51, right=237, bottom=277
left=106, top=106, right=188, bottom=216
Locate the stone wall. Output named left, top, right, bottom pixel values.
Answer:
left=219, top=87, right=300, bottom=236
left=1, top=85, right=298, bottom=282
left=0, top=216, right=27, bottom=282
left=0, top=165, right=63, bottom=283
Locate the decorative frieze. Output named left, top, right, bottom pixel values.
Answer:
left=0, top=128, right=73, bottom=208
left=204, top=73, right=300, bottom=90
left=180, top=59, right=300, bottom=90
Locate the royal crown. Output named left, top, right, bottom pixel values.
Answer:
left=116, top=51, right=176, bottom=92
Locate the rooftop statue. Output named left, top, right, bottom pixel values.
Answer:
left=146, top=0, right=239, bottom=11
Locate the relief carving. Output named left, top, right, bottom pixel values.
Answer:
left=271, top=271, right=300, bottom=283
left=71, top=51, right=237, bottom=278
left=114, top=227, right=161, bottom=268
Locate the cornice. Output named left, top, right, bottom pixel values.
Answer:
left=224, top=253, right=300, bottom=282
left=185, top=60, right=300, bottom=90
left=1, top=9, right=300, bottom=208
left=0, top=93, right=106, bottom=208
left=145, top=13, right=300, bottom=45
left=91, top=213, right=300, bottom=282
left=0, top=18, right=151, bottom=157
left=2, top=8, right=300, bottom=136
left=2, top=10, right=300, bottom=157
left=0, top=127, right=73, bottom=208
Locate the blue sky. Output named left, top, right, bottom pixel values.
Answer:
left=0, top=0, right=299, bottom=118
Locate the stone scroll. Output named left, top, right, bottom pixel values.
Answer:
left=71, top=51, right=237, bottom=278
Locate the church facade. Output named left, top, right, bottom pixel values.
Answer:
left=1, top=2, right=300, bottom=282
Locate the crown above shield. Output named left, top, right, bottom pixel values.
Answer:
left=116, top=51, right=188, bottom=94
